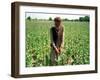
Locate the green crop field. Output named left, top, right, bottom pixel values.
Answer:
left=25, top=20, right=90, bottom=67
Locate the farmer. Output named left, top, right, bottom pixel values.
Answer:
left=50, top=17, right=64, bottom=66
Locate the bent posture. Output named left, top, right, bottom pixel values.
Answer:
left=50, top=17, right=64, bottom=65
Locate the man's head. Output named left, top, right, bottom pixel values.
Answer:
left=54, top=17, right=61, bottom=27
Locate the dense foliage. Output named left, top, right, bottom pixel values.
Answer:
left=26, top=20, right=90, bottom=67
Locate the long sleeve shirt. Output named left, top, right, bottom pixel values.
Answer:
left=50, top=26, right=64, bottom=49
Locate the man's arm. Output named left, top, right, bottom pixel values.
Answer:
left=50, top=28, right=60, bottom=54
left=59, top=26, right=64, bottom=52
left=61, top=27, right=64, bottom=48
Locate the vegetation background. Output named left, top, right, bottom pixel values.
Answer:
left=26, top=16, right=90, bottom=67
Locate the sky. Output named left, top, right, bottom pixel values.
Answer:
left=25, top=12, right=87, bottom=20
left=24, top=5, right=90, bottom=20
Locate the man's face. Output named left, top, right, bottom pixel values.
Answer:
left=54, top=21, right=61, bottom=27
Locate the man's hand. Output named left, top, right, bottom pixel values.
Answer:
left=51, top=43, right=61, bottom=55
left=58, top=48, right=61, bottom=52
left=55, top=48, right=60, bottom=54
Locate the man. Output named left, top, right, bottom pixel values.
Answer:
left=50, top=17, right=64, bottom=65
